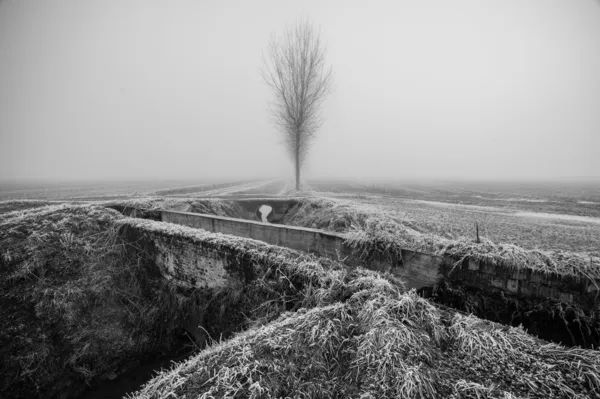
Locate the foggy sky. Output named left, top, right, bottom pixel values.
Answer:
left=1, top=0, right=599, bottom=182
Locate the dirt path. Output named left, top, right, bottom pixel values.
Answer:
left=276, top=180, right=293, bottom=196
left=181, top=180, right=279, bottom=197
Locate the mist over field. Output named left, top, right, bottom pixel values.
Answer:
left=1, top=0, right=599, bottom=183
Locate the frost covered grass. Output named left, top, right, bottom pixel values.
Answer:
left=3, top=198, right=600, bottom=398
left=337, top=194, right=600, bottom=257
left=0, top=199, right=83, bottom=216
left=281, top=198, right=600, bottom=281
left=128, top=287, right=600, bottom=399
left=0, top=204, right=185, bottom=398
left=102, top=197, right=243, bottom=227
left=192, top=180, right=281, bottom=197
left=102, top=197, right=246, bottom=220
left=439, top=238, right=600, bottom=280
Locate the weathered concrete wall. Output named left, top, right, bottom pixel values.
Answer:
left=118, top=219, right=255, bottom=290
left=398, top=249, right=446, bottom=290
left=160, top=210, right=600, bottom=311
left=161, top=210, right=352, bottom=265
left=439, top=257, right=600, bottom=311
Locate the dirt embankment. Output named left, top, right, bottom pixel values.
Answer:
left=0, top=204, right=191, bottom=398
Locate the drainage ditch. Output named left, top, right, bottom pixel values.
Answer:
left=155, top=198, right=600, bottom=349
left=169, top=199, right=599, bottom=349
left=5, top=199, right=598, bottom=398
left=88, top=200, right=600, bottom=397
left=80, top=332, right=194, bottom=399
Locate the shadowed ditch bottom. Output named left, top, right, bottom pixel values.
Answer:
left=84, top=285, right=598, bottom=398
left=77, top=329, right=198, bottom=399
left=419, top=282, right=600, bottom=349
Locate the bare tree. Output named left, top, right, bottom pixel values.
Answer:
left=262, top=18, right=333, bottom=191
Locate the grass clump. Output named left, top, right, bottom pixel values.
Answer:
left=103, top=197, right=246, bottom=221
left=439, top=237, right=600, bottom=281
left=281, top=198, right=425, bottom=264
left=281, top=198, right=368, bottom=232
left=188, top=199, right=245, bottom=218
left=0, top=199, right=73, bottom=215
left=103, top=197, right=179, bottom=219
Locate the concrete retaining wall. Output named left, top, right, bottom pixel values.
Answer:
left=439, top=257, right=600, bottom=311
left=160, top=210, right=600, bottom=311
left=162, top=210, right=353, bottom=264
left=118, top=219, right=253, bottom=290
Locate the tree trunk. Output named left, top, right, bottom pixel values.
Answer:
left=295, top=143, right=300, bottom=191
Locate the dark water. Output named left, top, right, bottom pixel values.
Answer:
left=79, top=351, right=195, bottom=399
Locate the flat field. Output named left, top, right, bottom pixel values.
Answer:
left=2, top=178, right=599, bottom=257
left=307, top=179, right=600, bottom=257
left=0, top=179, right=243, bottom=201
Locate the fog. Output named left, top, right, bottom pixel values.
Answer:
left=1, top=0, right=599, bottom=183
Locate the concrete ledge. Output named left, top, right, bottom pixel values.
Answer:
left=161, top=210, right=445, bottom=289
left=162, top=209, right=350, bottom=262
